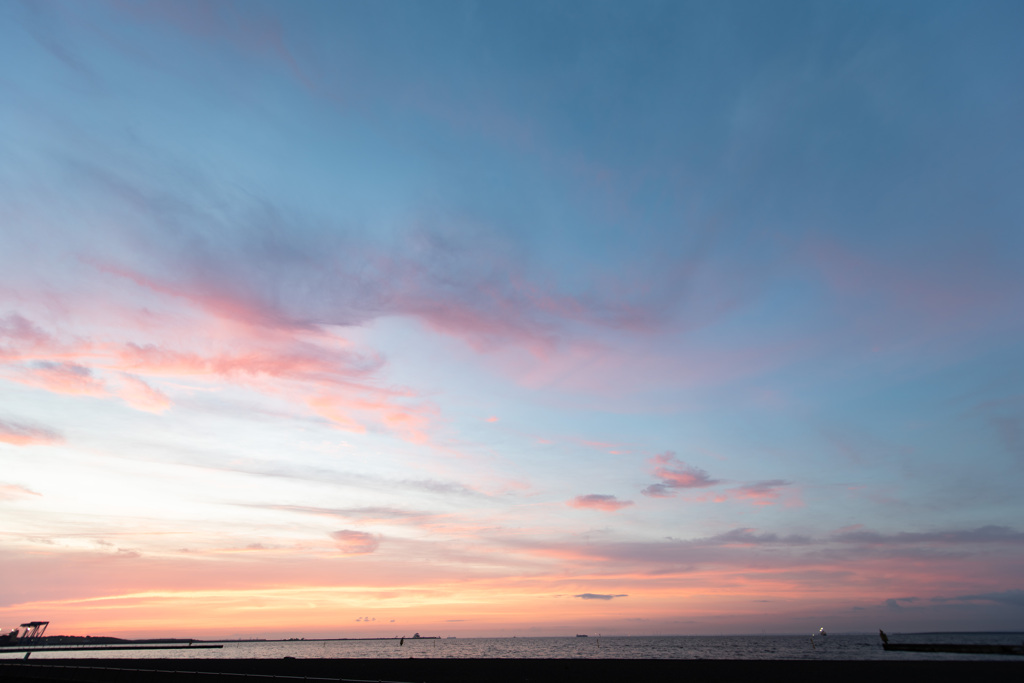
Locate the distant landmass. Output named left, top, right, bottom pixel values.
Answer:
left=1, top=635, right=202, bottom=647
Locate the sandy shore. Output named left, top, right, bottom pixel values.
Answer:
left=3, top=657, right=1022, bottom=683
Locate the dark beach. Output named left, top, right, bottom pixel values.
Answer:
left=3, top=657, right=1021, bottom=683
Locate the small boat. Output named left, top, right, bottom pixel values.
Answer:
left=810, top=626, right=828, bottom=650
left=575, top=634, right=588, bottom=637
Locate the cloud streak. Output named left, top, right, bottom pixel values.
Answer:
left=0, top=483, right=42, bottom=500
left=16, top=361, right=106, bottom=396
left=0, top=417, right=63, bottom=446
left=574, top=593, right=628, bottom=600
left=832, top=526, right=1024, bottom=545
left=567, top=494, right=634, bottom=512
left=934, top=589, right=1024, bottom=607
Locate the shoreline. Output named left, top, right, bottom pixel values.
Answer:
left=3, top=657, right=1022, bottom=683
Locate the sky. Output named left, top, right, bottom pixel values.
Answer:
left=1, top=0, right=1023, bottom=639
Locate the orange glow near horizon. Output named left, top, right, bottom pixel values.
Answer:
left=3, top=539, right=1017, bottom=639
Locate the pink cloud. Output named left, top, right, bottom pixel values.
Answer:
left=567, top=494, right=634, bottom=512
left=118, top=373, right=172, bottom=413
left=29, top=163, right=681, bottom=412
left=379, top=405, right=434, bottom=445
left=0, top=483, right=42, bottom=500
left=116, top=340, right=381, bottom=382
left=329, top=530, right=380, bottom=555
left=306, top=396, right=368, bottom=434
left=0, top=418, right=63, bottom=446
left=392, top=269, right=640, bottom=356
left=306, top=393, right=435, bottom=444
left=638, top=454, right=797, bottom=506
left=724, top=480, right=793, bottom=506
left=0, top=313, right=54, bottom=359
left=1, top=306, right=438, bottom=444
left=642, top=451, right=720, bottom=498
left=257, top=505, right=440, bottom=527
left=96, top=214, right=650, bottom=361
left=5, top=302, right=433, bottom=443
left=15, top=361, right=106, bottom=396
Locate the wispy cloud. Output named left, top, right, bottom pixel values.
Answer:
left=0, top=417, right=63, bottom=446
left=0, top=313, right=56, bottom=359
left=0, top=309, right=435, bottom=441
left=72, top=159, right=658, bottom=357
left=117, top=373, right=172, bottom=413
left=933, top=589, right=1024, bottom=606
left=249, top=504, right=438, bottom=527
left=567, top=494, right=634, bottom=512
left=703, top=528, right=812, bottom=546
left=833, top=526, right=1024, bottom=545
left=720, top=480, right=794, bottom=506
left=16, top=360, right=106, bottom=396
left=0, top=482, right=43, bottom=500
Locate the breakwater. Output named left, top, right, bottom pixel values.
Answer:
left=2, top=657, right=1022, bottom=683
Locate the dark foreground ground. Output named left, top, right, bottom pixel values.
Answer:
left=1, top=657, right=1021, bottom=683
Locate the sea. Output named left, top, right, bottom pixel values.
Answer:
left=4, top=633, right=1023, bottom=662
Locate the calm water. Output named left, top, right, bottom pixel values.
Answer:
left=4, top=633, right=1023, bottom=661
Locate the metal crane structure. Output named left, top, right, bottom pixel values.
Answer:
left=0, top=621, right=49, bottom=647
left=17, top=622, right=49, bottom=641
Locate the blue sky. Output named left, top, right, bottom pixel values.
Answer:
left=1, top=0, right=1023, bottom=638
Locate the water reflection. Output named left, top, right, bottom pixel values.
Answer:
left=5, top=634, right=1023, bottom=662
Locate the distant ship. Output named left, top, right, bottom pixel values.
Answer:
left=575, top=634, right=588, bottom=637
